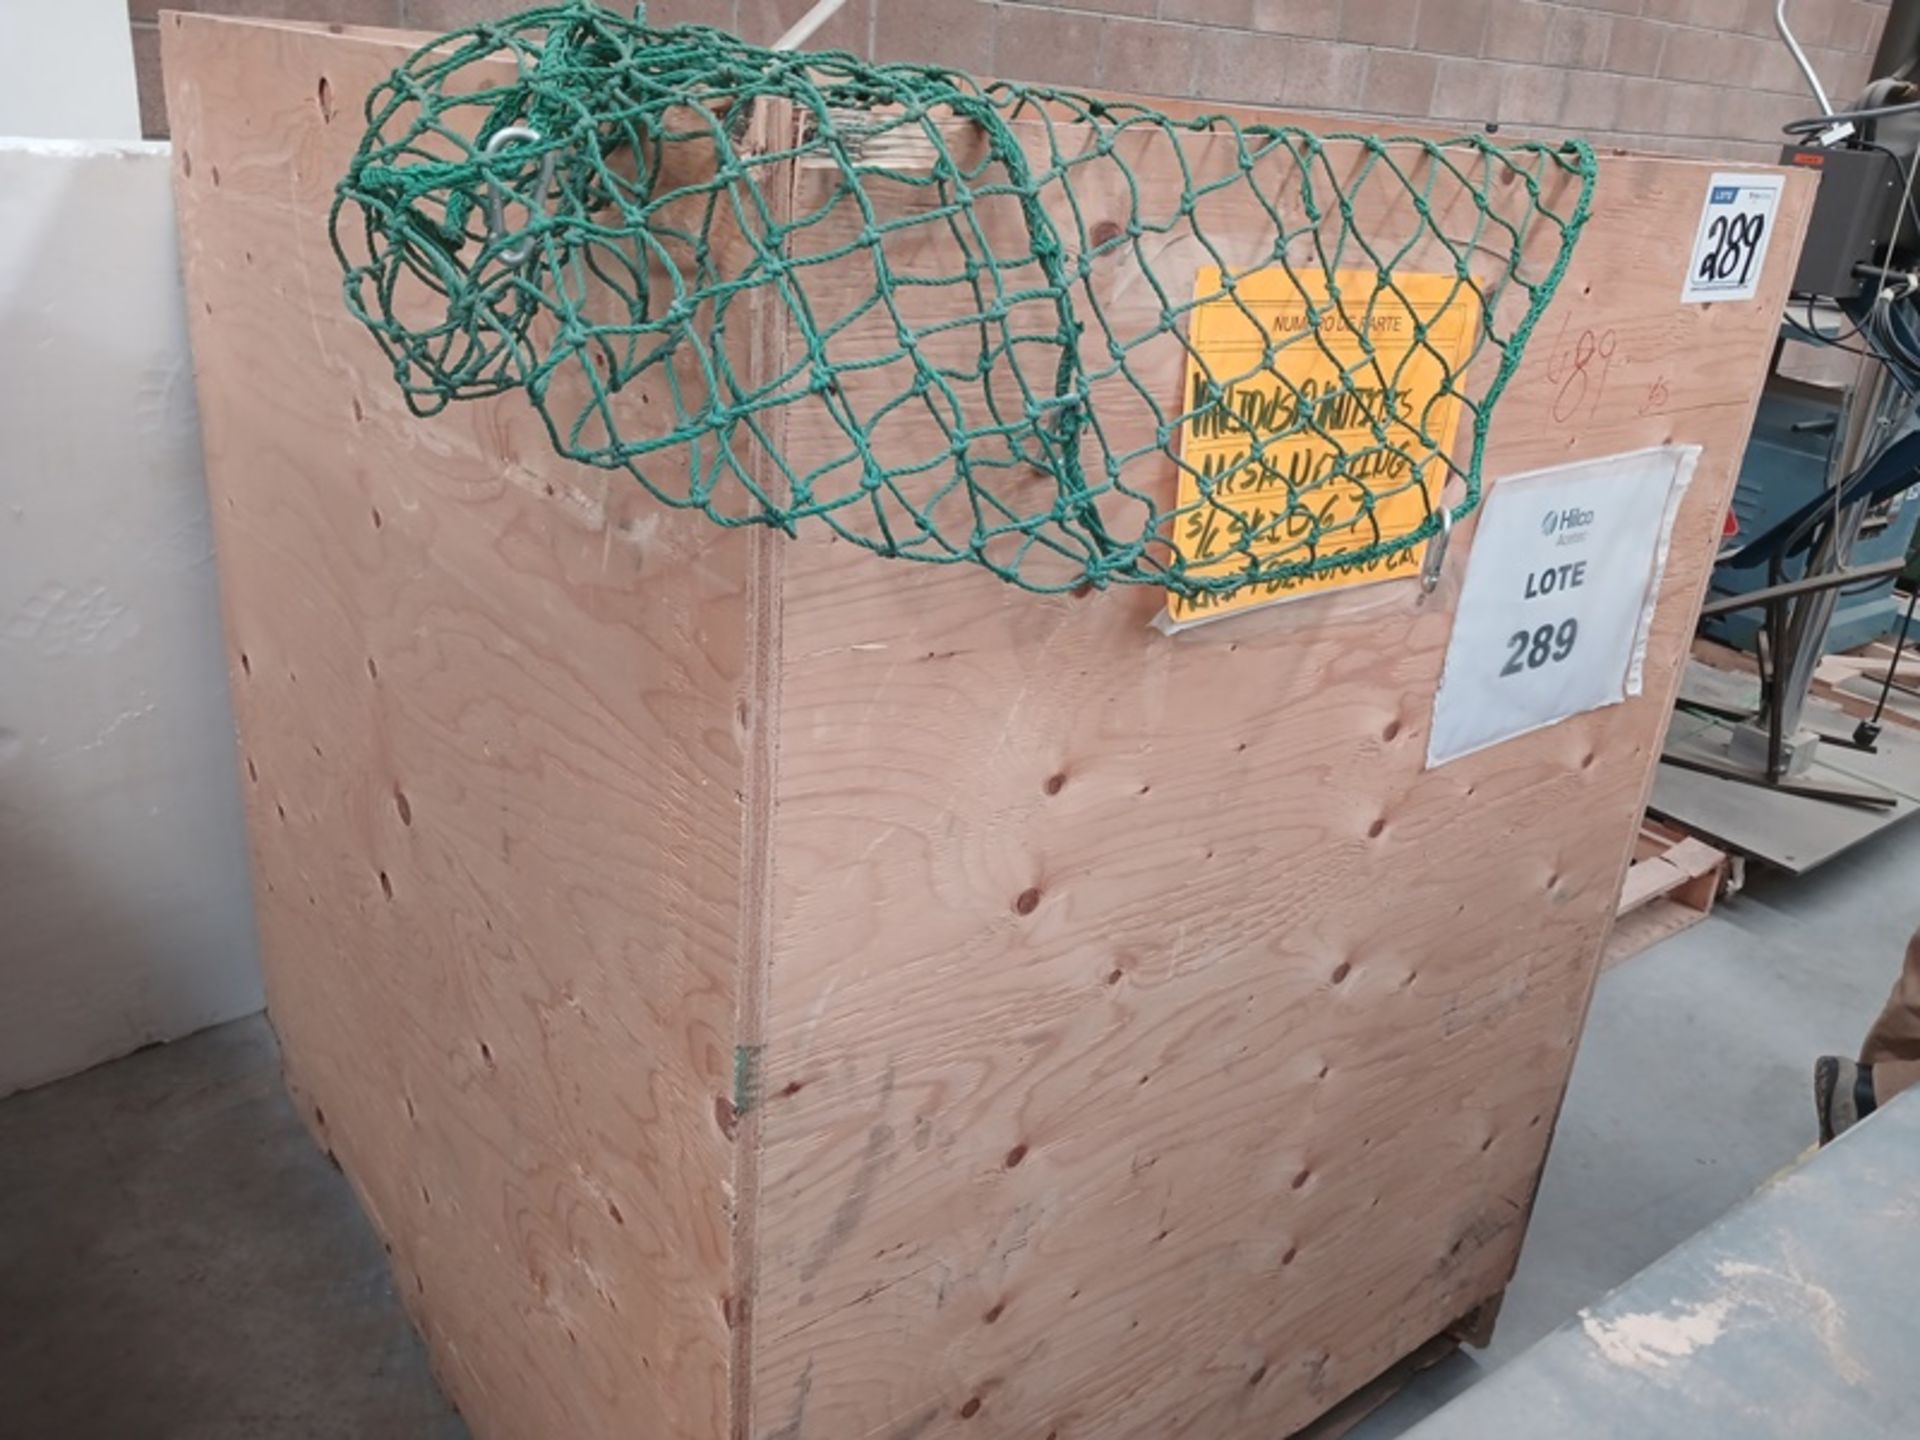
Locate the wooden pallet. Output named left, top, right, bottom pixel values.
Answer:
left=1691, top=622, right=1920, bottom=734
left=1814, top=621, right=1920, bottom=732
left=1602, top=819, right=1734, bottom=969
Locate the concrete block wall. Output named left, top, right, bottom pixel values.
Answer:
left=132, top=0, right=1889, bottom=159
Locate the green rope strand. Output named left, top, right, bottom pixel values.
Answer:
left=333, top=1, right=1596, bottom=600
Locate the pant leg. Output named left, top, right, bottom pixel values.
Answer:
left=1862, top=924, right=1920, bottom=1104
left=1875, top=1059, right=1920, bottom=1104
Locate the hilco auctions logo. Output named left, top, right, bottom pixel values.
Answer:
left=1540, top=505, right=1595, bottom=542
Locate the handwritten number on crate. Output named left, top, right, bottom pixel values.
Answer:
left=1697, top=210, right=1767, bottom=290
left=1501, top=618, right=1579, bottom=677
left=1546, top=317, right=1617, bottom=425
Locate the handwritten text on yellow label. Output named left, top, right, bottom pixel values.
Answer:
left=1167, top=268, right=1478, bottom=626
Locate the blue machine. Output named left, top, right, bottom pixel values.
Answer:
left=1703, top=385, right=1920, bottom=655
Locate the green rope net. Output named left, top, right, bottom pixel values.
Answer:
left=333, top=2, right=1596, bottom=603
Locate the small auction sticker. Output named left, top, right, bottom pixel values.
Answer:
left=1681, top=172, right=1784, bottom=304
left=1426, top=446, right=1698, bottom=767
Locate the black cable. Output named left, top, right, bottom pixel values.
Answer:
left=1874, top=295, right=1920, bottom=392
left=1785, top=313, right=1877, bottom=356
left=1847, top=296, right=1920, bottom=393
left=1722, top=429, right=1920, bottom=573
left=1812, top=293, right=1869, bottom=346
left=1785, top=98, right=1920, bottom=135
left=1867, top=582, right=1920, bottom=728
left=1837, top=570, right=1901, bottom=597
left=1860, top=305, right=1912, bottom=391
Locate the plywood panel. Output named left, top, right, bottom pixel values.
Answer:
left=746, top=131, right=1812, bottom=1438
left=162, top=16, right=754, bottom=1439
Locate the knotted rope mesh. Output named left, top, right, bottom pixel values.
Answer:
left=332, top=2, right=1596, bottom=601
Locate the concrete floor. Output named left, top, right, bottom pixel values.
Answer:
left=0, top=1017, right=467, bottom=1439
left=1354, top=812, right=1920, bottom=1435
left=4, top=818, right=1917, bottom=1438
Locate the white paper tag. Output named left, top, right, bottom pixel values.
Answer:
left=1426, top=447, right=1697, bottom=767
left=1681, top=172, right=1785, bottom=304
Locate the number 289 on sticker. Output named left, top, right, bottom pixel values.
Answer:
left=1681, top=172, right=1784, bottom=305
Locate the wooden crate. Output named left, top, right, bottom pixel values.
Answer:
left=161, top=15, right=1810, bottom=1439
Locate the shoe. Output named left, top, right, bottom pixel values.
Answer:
left=1813, top=1056, right=1878, bottom=1145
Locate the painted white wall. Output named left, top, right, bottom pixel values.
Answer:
left=0, top=0, right=141, bottom=142
left=0, top=140, right=262, bottom=1097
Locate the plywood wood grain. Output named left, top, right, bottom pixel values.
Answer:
left=746, top=128, right=1812, bottom=1440
left=163, top=16, right=753, bottom=1438
left=164, top=15, right=1811, bottom=1439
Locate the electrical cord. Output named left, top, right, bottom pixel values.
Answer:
left=1785, top=306, right=1876, bottom=356
left=1813, top=293, right=1870, bottom=344
left=1836, top=569, right=1902, bottom=597
left=1864, top=583, right=1920, bottom=732
left=1861, top=304, right=1911, bottom=391
left=1785, top=97, right=1920, bottom=134
left=1869, top=293, right=1920, bottom=392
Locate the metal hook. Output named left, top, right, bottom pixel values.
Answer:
left=485, top=125, right=557, bottom=267
left=1420, top=504, right=1453, bottom=595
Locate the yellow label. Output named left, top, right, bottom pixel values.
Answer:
left=1166, top=268, right=1478, bottom=626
